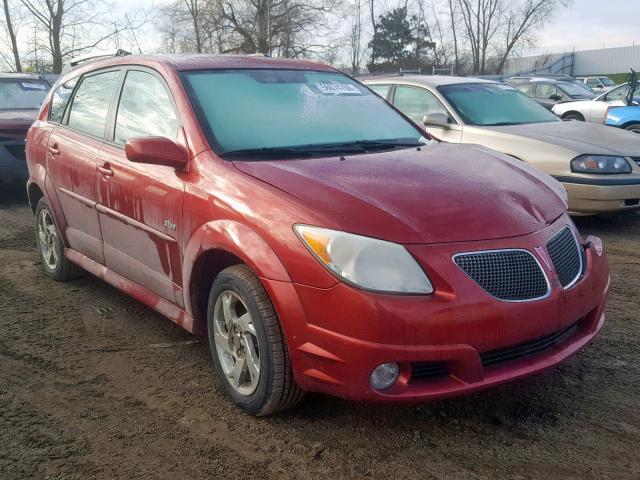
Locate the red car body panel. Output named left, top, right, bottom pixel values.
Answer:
left=25, top=54, right=609, bottom=404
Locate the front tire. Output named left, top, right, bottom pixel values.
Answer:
left=207, top=265, right=303, bottom=415
left=34, top=198, right=83, bottom=281
left=624, top=123, right=640, bottom=134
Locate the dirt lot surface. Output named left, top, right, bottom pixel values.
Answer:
left=1, top=188, right=639, bottom=480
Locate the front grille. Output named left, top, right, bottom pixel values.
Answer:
left=546, top=227, right=582, bottom=288
left=632, top=157, right=640, bottom=167
left=454, top=250, right=549, bottom=301
left=410, top=322, right=579, bottom=381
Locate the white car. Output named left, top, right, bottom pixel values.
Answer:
left=552, top=83, right=637, bottom=122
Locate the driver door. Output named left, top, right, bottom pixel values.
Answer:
left=392, top=85, right=462, bottom=142
left=589, top=85, right=628, bottom=122
left=96, top=68, right=185, bottom=305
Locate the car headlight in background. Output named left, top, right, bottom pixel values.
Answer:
left=294, top=225, right=433, bottom=294
left=571, top=155, right=631, bottom=174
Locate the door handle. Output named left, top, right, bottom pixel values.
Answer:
left=48, top=144, right=60, bottom=155
left=98, top=164, right=114, bottom=177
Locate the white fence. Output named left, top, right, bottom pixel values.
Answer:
left=504, top=44, right=640, bottom=76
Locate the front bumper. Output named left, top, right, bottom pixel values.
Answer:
left=0, top=140, right=29, bottom=184
left=263, top=217, right=610, bottom=403
left=554, top=175, right=640, bottom=215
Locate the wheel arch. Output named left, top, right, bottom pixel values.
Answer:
left=561, top=111, right=585, bottom=121
left=183, top=220, right=291, bottom=335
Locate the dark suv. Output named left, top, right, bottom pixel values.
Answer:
left=0, top=73, right=50, bottom=185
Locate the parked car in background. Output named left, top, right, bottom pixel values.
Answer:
left=605, top=106, right=640, bottom=134
left=576, top=76, right=617, bottom=93
left=507, top=78, right=595, bottom=110
left=0, top=73, right=50, bottom=185
left=552, top=82, right=640, bottom=122
left=364, top=75, right=640, bottom=215
left=27, top=54, right=610, bottom=415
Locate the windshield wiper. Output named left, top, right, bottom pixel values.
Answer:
left=223, top=139, right=423, bottom=158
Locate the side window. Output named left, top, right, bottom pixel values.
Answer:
left=535, top=83, right=557, bottom=99
left=586, top=78, right=599, bottom=87
left=393, top=85, right=450, bottom=123
left=114, top=70, right=180, bottom=145
left=516, top=84, right=535, bottom=96
left=49, top=79, right=78, bottom=123
left=67, top=70, right=120, bottom=138
left=368, top=84, right=390, bottom=99
left=605, top=85, right=629, bottom=101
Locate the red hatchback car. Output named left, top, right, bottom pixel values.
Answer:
left=26, top=54, right=610, bottom=415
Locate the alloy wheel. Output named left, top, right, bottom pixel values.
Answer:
left=38, top=209, right=59, bottom=270
left=212, top=291, right=261, bottom=396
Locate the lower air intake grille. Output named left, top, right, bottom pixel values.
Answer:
left=546, top=226, right=582, bottom=288
left=410, top=322, right=579, bottom=381
left=454, top=250, right=549, bottom=301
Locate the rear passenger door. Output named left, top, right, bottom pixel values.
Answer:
left=46, top=69, right=122, bottom=264
left=96, top=68, right=185, bottom=305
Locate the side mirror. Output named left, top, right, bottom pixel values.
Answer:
left=422, top=112, right=452, bottom=128
left=125, top=137, right=189, bottom=169
left=549, top=94, right=562, bottom=101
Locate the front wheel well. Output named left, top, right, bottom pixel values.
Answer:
left=561, top=111, right=585, bottom=121
left=27, top=183, right=44, bottom=213
left=189, top=249, right=244, bottom=335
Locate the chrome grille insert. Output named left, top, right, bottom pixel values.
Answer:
left=546, top=226, right=583, bottom=289
left=453, top=249, right=550, bottom=302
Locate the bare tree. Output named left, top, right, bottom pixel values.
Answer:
left=2, top=0, right=22, bottom=71
left=447, top=0, right=459, bottom=73
left=495, top=0, right=567, bottom=73
left=457, top=0, right=501, bottom=75
left=19, top=0, right=132, bottom=73
left=349, top=0, right=364, bottom=74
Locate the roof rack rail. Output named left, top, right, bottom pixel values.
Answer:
left=62, top=49, right=131, bottom=73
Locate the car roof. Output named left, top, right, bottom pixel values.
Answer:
left=363, top=75, right=497, bottom=86
left=61, top=53, right=334, bottom=76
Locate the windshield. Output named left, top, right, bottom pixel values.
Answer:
left=559, top=83, right=595, bottom=97
left=600, top=77, right=616, bottom=86
left=0, top=79, right=49, bottom=110
left=183, top=69, right=425, bottom=156
left=438, top=83, right=559, bottom=126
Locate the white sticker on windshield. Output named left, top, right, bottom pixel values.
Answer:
left=314, top=82, right=362, bottom=95
left=21, top=82, right=47, bottom=90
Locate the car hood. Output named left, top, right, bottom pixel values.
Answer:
left=233, top=143, right=567, bottom=244
left=0, top=109, right=37, bottom=137
left=485, top=121, right=640, bottom=157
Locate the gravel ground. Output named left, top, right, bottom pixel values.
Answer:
left=1, top=188, right=639, bottom=480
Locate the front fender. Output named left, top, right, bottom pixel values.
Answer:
left=182, top=220, right=292, bottom=316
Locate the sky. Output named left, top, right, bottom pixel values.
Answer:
left=528, top=0, right=640, bottom=54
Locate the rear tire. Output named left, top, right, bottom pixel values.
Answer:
left=207, top=264, right=303, bottom=416
left=34, top=198, right=83, bottom=281
left=624, top=123, right=640, bottom=134
left=563, top=112, right=585, bottom=121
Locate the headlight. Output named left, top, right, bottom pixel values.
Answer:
left=571, top=155, right=631, bottom=174
left=294, top=225, right=433, bottom=294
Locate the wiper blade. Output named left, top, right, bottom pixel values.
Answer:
left=222, top=147, right=316, bottom=158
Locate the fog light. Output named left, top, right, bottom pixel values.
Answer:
left=370, top=363, right=399, bottom=390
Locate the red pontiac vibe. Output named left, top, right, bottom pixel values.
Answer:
left=26, top=54, right=610, bottom=415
